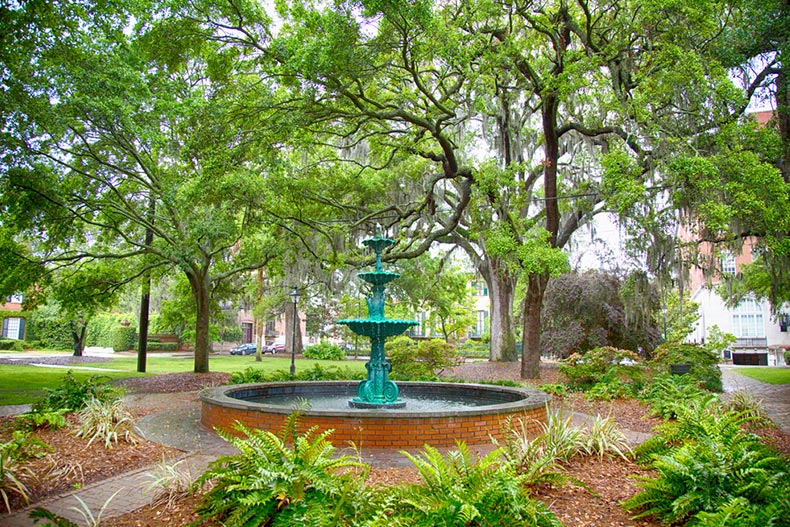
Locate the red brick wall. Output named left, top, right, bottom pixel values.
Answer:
left=201, top=401, right=547, bottom=448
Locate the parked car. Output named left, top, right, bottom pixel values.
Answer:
left=229, top=343, right=257, bottom=355
left=264, top=339, right=286, bottom=354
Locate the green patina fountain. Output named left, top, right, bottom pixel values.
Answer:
left=338, top=232, right=418, bottom=408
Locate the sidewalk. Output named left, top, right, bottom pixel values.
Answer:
left=721, top=366, right=790, bottom=434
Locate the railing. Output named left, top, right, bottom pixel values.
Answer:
left=733, top=337, right=768, bottom=348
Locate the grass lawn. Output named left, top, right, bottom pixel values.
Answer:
left=732, top=367, right=790, bottom=384
left=0, top=353, right=367, bottom=406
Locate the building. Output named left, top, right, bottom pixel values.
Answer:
left=687, top=239, right=790, bottom=366
left=1, top=294, right=27, bottom=340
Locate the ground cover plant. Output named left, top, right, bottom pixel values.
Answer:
left=624, top=393, right=790, bottom=526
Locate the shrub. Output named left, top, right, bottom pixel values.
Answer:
left=538, top=383, right=567, bottom=396
left=146, top=341, right=178, bottom=351
left=649, top=342, right=722, bottom=391
left=624, top=398, right=790, bottom=526
left=229, top=364, right=365, bottom=384
left=583, top=415, right=631, bottom=461
left=784, top=349, right=790, bottom=366
left=145, top=459, right=194, bottom=510
left=111, top=326, right=137, bottom=352
left=585, top=374, right=635, bottom=401
left=195, top=414, right=370, bottom=527
left=723, top=390, right=774, bottom=429
left=384, top=443, right=562, bottom=527
left=0, top=339, right=24, bottom=351
left=388, top=337, right=460, bottom=380
left=638, top=373, right=708, bottom=419
left=15, top=409, right=69, bottom=431
left=32, top=371, right=120, bottom=413
left=85, top=313, right=133, bottom=348
left=558, top=346, right=643, bottom=391
left=302, top=340, right=346, bottom=360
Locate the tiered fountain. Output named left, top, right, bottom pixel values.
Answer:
left=338, top=233, right=417, bottom=408
left=200, top=232, right=550, bottom=451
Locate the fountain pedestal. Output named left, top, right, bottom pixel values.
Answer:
left=338, top=234, right=417, bottom=408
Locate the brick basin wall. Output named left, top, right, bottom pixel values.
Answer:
left=200, top=382, right=550, bottom=449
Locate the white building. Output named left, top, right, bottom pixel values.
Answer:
left=687, top=240, right=790, bottom=366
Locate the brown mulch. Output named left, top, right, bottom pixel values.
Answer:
left=3, top=364, right=789, bottom=527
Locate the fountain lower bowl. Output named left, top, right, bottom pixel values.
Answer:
left=200, top=381, right=550, bottom=449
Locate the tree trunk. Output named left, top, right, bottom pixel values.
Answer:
left=191, top=272, right=211, bottom=373
left=486, top=259, right=518, bottom=362
left=137, top=279, right=151, bottom=373
left=521, top=273, right=548, bottom=379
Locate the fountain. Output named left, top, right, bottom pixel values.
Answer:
left=200, top=232, right=550, bottom=450
left=337, top=232, right=417, bottom=408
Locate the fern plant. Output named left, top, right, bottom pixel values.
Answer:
left=376, top=442, right=562, bottom=527
left=625, top=398, right=790, bottom=526
left=195, top=412, right=372, bottom=527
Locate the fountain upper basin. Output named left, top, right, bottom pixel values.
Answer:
left=200, top=381, right=551, bottom=449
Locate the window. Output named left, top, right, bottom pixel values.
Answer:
left=475, top=310, right=489, bottom=337
left=471, top=281, right=488, bottom=297
left=732, top=299, right=764, bottom=338
left=1, top=317, right=25, bottom=340
left=720, top=252, right=736, bottom=275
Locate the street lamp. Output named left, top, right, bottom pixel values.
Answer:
left=289, top=287, right=300, bottom=375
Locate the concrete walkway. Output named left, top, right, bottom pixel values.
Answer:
left=2, top=366, right=788, bottom=526
left=721, top=365, right=790, bottom=434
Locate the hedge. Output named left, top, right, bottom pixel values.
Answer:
left=111, top=326, right=137, bottom=352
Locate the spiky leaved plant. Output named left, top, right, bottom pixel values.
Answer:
left=74, top=398, right=138, bottom=448
left=195, top=411, right=373, bottom=527
left=583, top=415, right=632, bottom=461
left=374, top=442, right=562, bottom=527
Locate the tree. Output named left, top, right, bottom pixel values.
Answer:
left=540, top=270, right=661, bottom=359
left=0, top=1, right=281, bottom=372
left=391, top=252, right=476, bottom=341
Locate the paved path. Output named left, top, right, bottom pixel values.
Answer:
left=721, top=366, right=790, bottom=434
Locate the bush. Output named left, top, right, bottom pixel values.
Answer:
left=74, top=398, right=138, bottom=448
left=229, top=364, right=365, bottom=384
left=638, top=373, right=708, bottom=419
left=146, top=341, right=178, bottom=351
left=302, top=340, right=346, bottom=360
left=0, top=339, right=24, bottom=351
left=558, top=346, right=643, bottom=392
left=784, top=349, right=790, bottom=366
left=195, top=414, right=369, bottom=527
left=388, top=337, right=460, bottom=380
left=625, top=397, right=790, bottom=526
left=649, top=342, right=722, bottom=391
left=32, top=371, right=120, bottom=413
left=85, top=313, right=133, bottom=347
left=1, top=431, right=50, bottom=512
left=111, top=326, right=137, bottom=352
left=386, top=443, right=562, bottom=527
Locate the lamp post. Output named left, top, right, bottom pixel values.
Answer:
left=289, top=287, right=300, bottom=375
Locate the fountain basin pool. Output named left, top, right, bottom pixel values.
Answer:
left=200, top=381, right=550, bottom=449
